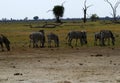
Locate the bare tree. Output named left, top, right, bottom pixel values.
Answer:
left=104, top=0, right=120, bottom=22
left=83, top=0, right=92, bottom=23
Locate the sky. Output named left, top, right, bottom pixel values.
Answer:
left=0, top=0, right=120, bottom=20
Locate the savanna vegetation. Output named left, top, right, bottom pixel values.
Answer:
left=0, top=20, right=120, bottom=51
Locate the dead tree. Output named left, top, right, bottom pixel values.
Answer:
left=83, top=0, right=92, bottom=23
left=104, top=0, right=120, bottom=22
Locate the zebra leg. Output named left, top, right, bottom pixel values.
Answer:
left=35, top=42, right=38, bottom=48
left=55, top=40, right=59, bottom=47
left=112, top=36, right=115, bottom=46
left=33, top=41, right=38, bottom=48
left=101, top=38, right=105, bottom=46
left=5, top=43, right=10, bottom=51
left=112, top=40, right=115, bottom=46
left=68, top=38, right=71, bottom=46
left=42, top=42, right=45, bottom=48
left=100, top=39, right=103, bottom=46
left=32, top=40, right=35, bottom=48
left=80, top=38, right=83, bottom=46
left=35, top=40, right=39, bottom=48
left=0, top=43, right=4, bottom=51
left=41, top=40, right=45, bottom=48
left=68, top=38, right=73, bottom=48
left=56, top=40, right=59, bottom=47
left=69, top=39, right=72, bottom=46
left=48, top=40, right=51, bottom=48
left=103, top=39, right=106, bottom=46
left=98, top=39, right=101, bottom=46
left=54, top=40, right=56, bottom=47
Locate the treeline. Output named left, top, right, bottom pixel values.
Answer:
left=0, top=17, right=119, bottom=23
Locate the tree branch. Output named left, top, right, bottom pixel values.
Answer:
left=104, top=0, right=114, bottom=10
left=61, top=1, right=66, bottom=6
left=83, top=0, right=92, bottom=10
left=84, top=0, right=87, bottom=8
left=114, top=1, right=120, bottom=9
left=46, top=10, right=53, bottom=13
left=87, top=5, right=93, bottom=9
left=104, top=0, right=120, bottom=21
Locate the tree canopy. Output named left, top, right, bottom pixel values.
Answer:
left=53, top=5, right=64, bottom=23
left=33, top=16, right=39, bottom=20
left=90, top=14, right=99, bottom=21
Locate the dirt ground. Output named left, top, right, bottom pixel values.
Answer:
left=0, top=47, right=120, bottom=83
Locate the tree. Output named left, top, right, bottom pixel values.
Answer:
left=33, top=16, right=39, bottom=20
left=47, top=1, right=65, bottom=23
left=104, top=0, right=120, bottom=22
left=90, top=14, right=99, bottom=22
left=24, top=17, right=28, bottom=21
left=83, top=0, right=92, bottom=23
left=53, top=5, right=64, bottom=23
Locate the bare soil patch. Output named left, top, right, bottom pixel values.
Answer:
left=0, top=47, right=120, bottom=83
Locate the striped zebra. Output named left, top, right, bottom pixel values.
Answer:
left=47, top=33, right=59, bottom=48
left=0, top=34, right=10, bottom=51
left=94, top=32, right=101, bottom=46
left=94, top=30, right=115, bottom=46
left=100, top=30, right=115, bottom=46
left=29, top=30, right=45, bottom=48
left=66, top=30, right=87, bottom=47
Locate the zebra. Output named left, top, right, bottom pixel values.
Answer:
left=94, top=32, right=101, bottom=46
left=0, top=34, right=10, bottom=51
left=94, top=30, right=115, bottom=46
left=100, top=30, right=115, bottom=46
left=66, top=30, right=87, bottom=47
left=47, top=33, right=59, bottom=48
left=29, top=30, right=45, bottom=48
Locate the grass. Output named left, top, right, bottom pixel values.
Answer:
left=0, top=21, right=120, bottom=49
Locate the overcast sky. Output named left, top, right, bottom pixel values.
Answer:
left=0, top=0, right=120, bottom=19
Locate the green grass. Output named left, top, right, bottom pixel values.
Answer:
left=0, top=21, right=120, bottom=49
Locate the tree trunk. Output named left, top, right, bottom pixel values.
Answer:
left=113, top=12, right=117, bottom=22
left=83, top=9, right=87, bottom=23
left=56, top=16, right=61, bottom=23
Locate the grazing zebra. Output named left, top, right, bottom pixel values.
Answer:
left=0, top=34, right=10, bottom=51
left=47, top=33, right=59, bottom=48
left=66, top=30, right=87, bottom=47
left=94, top=30, right=115, bottom=46
left=29, top=30, right=45, bottom=48
left=100, top=30, right=115, bottom=46
left=94, top=32, right=101, bottom=46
